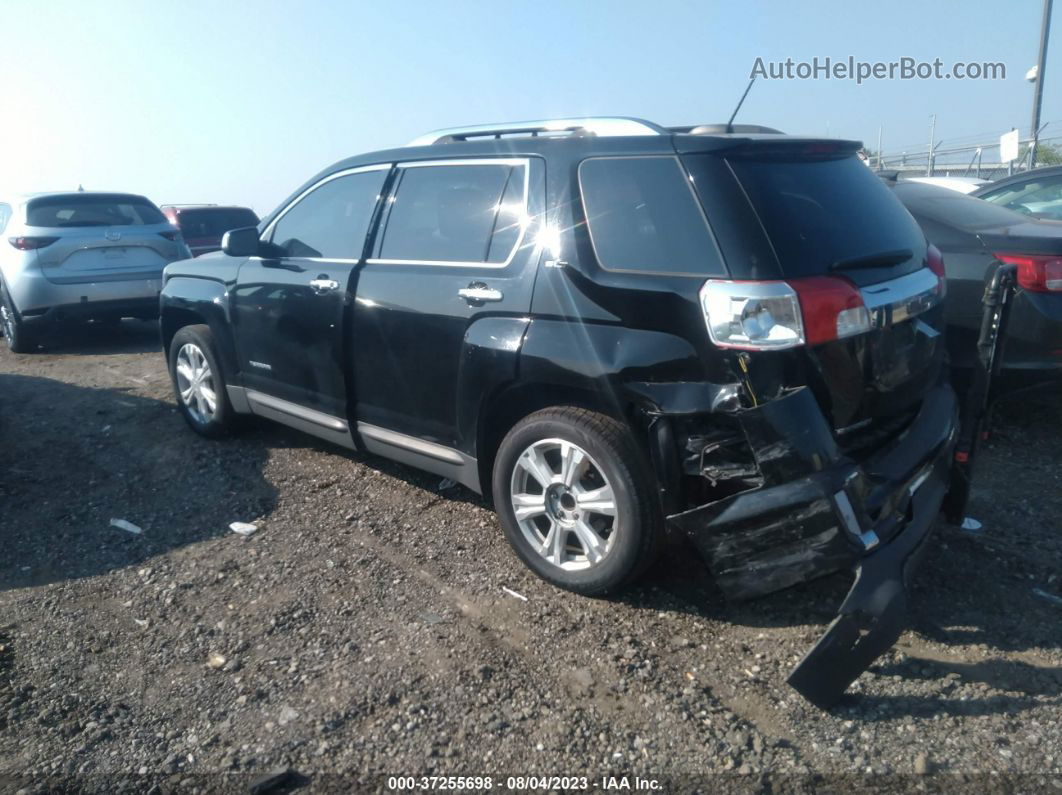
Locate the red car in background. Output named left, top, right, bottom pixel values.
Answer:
left=161, top=204, right=259, bottom=257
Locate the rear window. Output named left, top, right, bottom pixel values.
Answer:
left=578, top=156, right=723, bottom=275
left=721, top=154, right=925, bottom=278
left=893, top=182, right=1029, bottom=230
left=27, top=195, right=166, bottom=228
left=176, top=208, right=259, bottom=238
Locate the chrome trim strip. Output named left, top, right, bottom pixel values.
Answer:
left=261, top=163, right=392, bottom=241
left=245, top=390, right=349, bottom=432
left=859, top=268, right=941, bottom=328
left=356, top=422, right=464, bottom=465
left=406, top=117, right=667, bottom=147
left=367, top=158, right=531, bottom=270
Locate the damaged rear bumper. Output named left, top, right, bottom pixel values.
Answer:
left=667, top=383, right=957, bottom=708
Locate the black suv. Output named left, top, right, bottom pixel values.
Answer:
left=160, top=117, right=956, bottom=707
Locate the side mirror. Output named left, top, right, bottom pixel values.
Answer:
left=221, top=226, right=262, bottom=257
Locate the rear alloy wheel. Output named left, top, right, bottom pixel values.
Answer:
left=510, top=438, right=618, bottom=571
left=0, top=283, right=37, bottom=354
left=169, top=324, right=236, bottom=438
left=493, top=407, right=662, bottom=595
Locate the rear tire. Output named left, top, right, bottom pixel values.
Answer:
left=492, top=406, right=662, bottom=596
left=168, top=324, right=237, bottom=438
left=0, top=281, right=38, bottom=354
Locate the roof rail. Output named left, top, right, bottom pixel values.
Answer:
left=406, top=117, right=668, bottom=146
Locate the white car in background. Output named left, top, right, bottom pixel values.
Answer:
left=904, top=176, right=989, bottom=195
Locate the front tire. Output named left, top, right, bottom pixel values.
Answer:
left=169, top=325, right=236, bottom=438
left=0, top=281, right=38, bottom=354
left=492, top=407, right=662, bottom=596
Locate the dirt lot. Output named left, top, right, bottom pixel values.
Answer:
left=1, top=321, right=1060, bottom=793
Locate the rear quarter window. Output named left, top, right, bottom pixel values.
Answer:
left=578, top=156, right=724, bottom=276
left=0, top=204, right=10, bottom=234
left=27, top=195, right=166, bottom=227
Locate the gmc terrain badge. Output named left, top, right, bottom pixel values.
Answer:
left=105, top=230, right=122, bottom=241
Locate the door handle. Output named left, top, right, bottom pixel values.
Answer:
left=458, top=283, right=503, bottom=303
left=310, top=278, right=340, bottom=293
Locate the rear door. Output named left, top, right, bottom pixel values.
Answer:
left=28, top=194, right=181, bottom=283
left=353, top=157, right=542, bottom=451
left=231, top=165, right=389, bottom=419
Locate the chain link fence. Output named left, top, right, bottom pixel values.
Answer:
left=875, top=132, right=1062, bottom=181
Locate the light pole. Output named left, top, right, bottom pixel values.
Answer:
left=1029, top=0, right=1053, bottom=169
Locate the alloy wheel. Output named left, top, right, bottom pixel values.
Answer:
left=175, top=343, right=218, bottom=424
left=509, top=438, right=618, bottom=571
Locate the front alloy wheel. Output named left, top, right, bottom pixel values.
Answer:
left=168, top=324, right=235, bottom=438
left=175, top=343, right=218, bottom=424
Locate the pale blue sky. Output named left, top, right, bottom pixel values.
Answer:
left=0, top=0, right=1057, bottom=214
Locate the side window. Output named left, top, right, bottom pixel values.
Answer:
left=0, top=204, right=10, bottom=235
left=579, top=156, right=724, bottom=275
left=377, top=163, right=526, bottom=263
left=270, top=168, right=388, bottom=259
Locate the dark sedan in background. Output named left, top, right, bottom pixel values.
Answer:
left=889, top=180, right=1062, bottom=372
left=161, top=204, right=259, bottom=257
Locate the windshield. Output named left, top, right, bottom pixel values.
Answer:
left=893, top=182, right=1030, bottom=230
left=176, top=208, right=260, bottom=238
left=716, top=154, right=925, bottom=278
left=27, top=194, right=166, bottom=227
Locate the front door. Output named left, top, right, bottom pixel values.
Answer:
left=352, top=157, right=543, bottom=453
left=232, top=165, right=390, bottom=419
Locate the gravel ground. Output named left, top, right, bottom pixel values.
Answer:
left=1, top=321, right=1060, bottom=793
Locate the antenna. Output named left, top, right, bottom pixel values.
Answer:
left=726, top=78, right=756, bottom=133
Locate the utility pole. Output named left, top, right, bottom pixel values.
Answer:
left=1030, top=0, right=1053, bottom=169
left=877, top=126, right=883, bottom=169
left=927, top=114, right=937, bottom=176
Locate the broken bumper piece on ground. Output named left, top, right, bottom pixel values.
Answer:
left=669, top=383, right=957, bottom=708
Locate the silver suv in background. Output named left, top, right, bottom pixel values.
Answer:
left=0, top=192, right=191, bottom=352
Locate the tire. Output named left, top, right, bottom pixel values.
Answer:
left=168, top=324, right=237, bottom=438
left=0, top=280, right=38, bottom=354
left=492, top=406, right=662, bottom=596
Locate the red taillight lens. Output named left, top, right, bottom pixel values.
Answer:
left=994, top=252, right=1062, bottom=292
left=8, top=236, right=58, bottom=250
left=926, top=243, right=947, bottom=297
left=789, top=277, right=871, bottom=346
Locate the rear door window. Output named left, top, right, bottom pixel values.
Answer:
left=716, top=154, right=925, bottom=278
left=376, top=161, right=526, bottom=264
left=26, top=195, right=166, bottom=227
left=269, top=167, right=388, bottom=259
left=578, top=156, right=724, bottom=275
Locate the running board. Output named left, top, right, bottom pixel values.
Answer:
left=237, top=387, right=356, bottom=450
left=357, top=422, right=481, bottom=494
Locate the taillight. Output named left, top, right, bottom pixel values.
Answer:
left=8, top=236, right=58, bottom=250
left=790, top=277, right=871, bottom=346
left=700, top=276, right=870, bottom=350
left=926, top=243, right=947, bottom=297
left=994, top=252, right=1062, bottom=292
